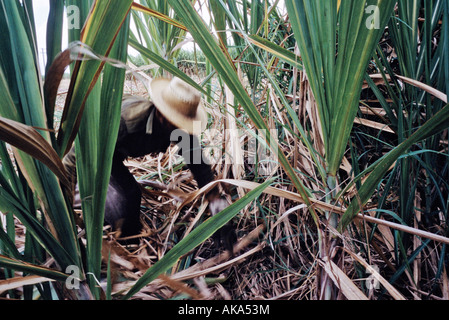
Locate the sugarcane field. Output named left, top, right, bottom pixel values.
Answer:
left=0, top=0, right=449, bottom=305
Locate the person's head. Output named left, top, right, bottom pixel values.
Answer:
left=150, top=77, right=208, bottom=135
left=154, top=108, right=178, bottom=132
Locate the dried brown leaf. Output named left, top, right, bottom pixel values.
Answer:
left=345, top=250, right=406, bottom=300
left=0, top=275, right=55, bottom=294
left=0, top=116, right=69, bottom=187
left=319, top=256, right=369, bottom=300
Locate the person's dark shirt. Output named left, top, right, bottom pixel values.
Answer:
left=114, top=100, right=214, bottom=189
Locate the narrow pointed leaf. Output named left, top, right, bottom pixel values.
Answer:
left=340, top=102, right=449, bottom=230
left=131, top=2, right=187, bottom=31
left=247, top=35, right=303, bottom=70
left=0, top=255, right=69, bottom=282
left=57, top=0, right=133, bottom=157
left=123, top=178, right=273, bottom=300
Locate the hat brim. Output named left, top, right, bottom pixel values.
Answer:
left=150, top=78, right=208, bottom=135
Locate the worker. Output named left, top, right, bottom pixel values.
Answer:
left=64, top=77, right=235, bottom=251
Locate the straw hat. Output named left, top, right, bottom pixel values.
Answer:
left=150, top=77, right=208, bottom=134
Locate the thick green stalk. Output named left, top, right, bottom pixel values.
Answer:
left=286, top=0, right=396, bottom=177
left=0, top=0, right=82, bottom=271
left=65, top=0, right=133, bottom=298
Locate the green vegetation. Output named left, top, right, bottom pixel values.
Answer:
left=0, top=0, right=448, bottom=300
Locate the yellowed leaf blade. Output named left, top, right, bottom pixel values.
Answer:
left=345, top=251, right=406, bottom=300
left=354, top=117, right=395, bottom=133
left=369, top=74, right=448, bottom=103
left=0, top=275, right=55, bottom=294
left=319, top=256, right=369, bottom=300
left=177, top=178, right=449, bottom=246
left=131, top=2, right=187, bottom=31
left=396, top=75, right=448, bottom=103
